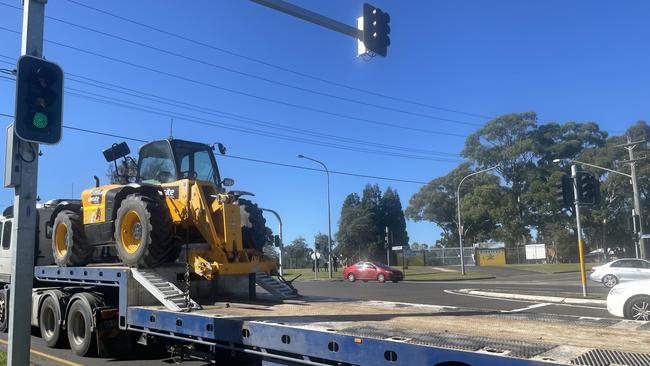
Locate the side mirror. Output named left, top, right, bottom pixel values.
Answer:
left=221, top=178, right=235, bottom=187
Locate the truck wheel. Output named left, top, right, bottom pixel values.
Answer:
left=52, top=210, right=93, bottom=267
left=39, top=296, right=66, bottom=348
left=0, top=289, right=8, bottom=332
left=114, top=194, right=176, bottom=267
left=239, top=199, right=267, bottom=251
left=66, top=300, right=95, bottom=356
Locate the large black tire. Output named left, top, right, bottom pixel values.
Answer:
left=52, top=210, right=93, bottom=267
left=0, top=289, right=7, bottom=332
left=114, top=194, right=178, bottom=267
left=239, top=199, right=267, bottom=251
left=66, top=300, right=95, bottom=356
left=39, top=296, right=66, bottom=348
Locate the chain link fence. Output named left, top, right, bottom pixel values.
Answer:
left=397, top=248, right=476, bottom=266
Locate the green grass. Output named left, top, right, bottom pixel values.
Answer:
left=0, top=350, right=6, bottom=366
left=506, top=263, right=597, bottom=273
left=282, top=266, right=494, bottom=281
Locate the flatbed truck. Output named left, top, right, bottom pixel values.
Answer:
left=1, top=208, right=650, bottom=365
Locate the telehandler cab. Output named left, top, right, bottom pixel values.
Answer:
left=49, top=139, right=275, bottom=280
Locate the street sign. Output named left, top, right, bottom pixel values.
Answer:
left=391, top=246, right=403, bottom=251
left=310, top=252, right=321, bottom=260
left=641, top=234, right=650, bottom=239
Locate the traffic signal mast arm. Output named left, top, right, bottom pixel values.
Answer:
left=250, top=0, right=391, bottom=57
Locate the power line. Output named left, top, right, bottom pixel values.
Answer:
left=0, top=112, right=429, bottom=184
left=63, top=0, right=492, bottom=120
left=0, top=57, right=464, bottom=159
left=0, top=2, right=482, bottom=128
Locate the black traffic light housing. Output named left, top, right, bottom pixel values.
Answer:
left=576, top=171, right=601, bottom=206
left=363, top=3, right=391, bottom=57
left=14, top=55, right=63, bottom=145
left=556, top=175, right=574, bottom=209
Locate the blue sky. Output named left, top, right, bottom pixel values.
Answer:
left=0, top=1, right=649, bottom=250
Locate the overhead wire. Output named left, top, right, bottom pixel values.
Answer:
left=0, top=25, right=480, bottom=136
left=0, top=56, right=464, bottom=159
left=63, top=0, right=492, bottom=120
left=0, top=112, right=430, bottom=184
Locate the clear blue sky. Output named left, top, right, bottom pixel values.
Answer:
left=0, top=1, right=649, bottom=250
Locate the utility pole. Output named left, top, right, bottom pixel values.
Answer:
left=7, top=1, right=46, bottom=364
left=571, top=165, right=588, bottom=297
left=618, top=136, right=647, bottom=259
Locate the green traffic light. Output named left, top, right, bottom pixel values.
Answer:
left=32, top=112, right=48, bottom=128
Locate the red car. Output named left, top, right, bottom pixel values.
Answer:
left=343, top=261, right=404, bottom=283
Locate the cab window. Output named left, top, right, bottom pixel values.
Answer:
left=2, top=220, right=11, bottom=249
left=139, top=142, right=176, bottom=184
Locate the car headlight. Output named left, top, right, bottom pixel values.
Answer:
left=609, top=287, right=627, bottom=295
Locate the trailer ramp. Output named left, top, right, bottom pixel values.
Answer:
left=131, top=268, right=200, bottom=311
left=255, top=272, right=298, bottom=300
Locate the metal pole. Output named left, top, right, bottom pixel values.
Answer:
left=297, top=155, right=333, bottom=278
left=8, top=1, right=45, bottom=364
left=250, top=0, right=362, bottom=39
left=572, top=165, right=588, bottom=297
left=456, top=165, right=499, bottom=275
left=260, top=208, right=283, bottom=276
left=627, top=137, right=646, bottom=259
left=385, top=226, right=390, bottom=266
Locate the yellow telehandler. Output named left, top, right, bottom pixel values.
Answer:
left=48, top=139, right=276, bottom=280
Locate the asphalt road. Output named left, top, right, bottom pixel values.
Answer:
left=1, top=267, right=616, bottom=365
left=293, top=267, right=612, bottom=319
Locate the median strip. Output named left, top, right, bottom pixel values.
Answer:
left=453, top=289, right=607, bottom=307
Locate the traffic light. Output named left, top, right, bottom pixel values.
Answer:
left=14, top=55, right=63, bottom=145
left=555, top=175, right=574, bottom=208
left=576, top=172, right=601, bottom=206
left=363, top=3, right=391, bottom=57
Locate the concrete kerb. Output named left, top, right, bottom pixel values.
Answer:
left=455, top=289, right=607, bottom=307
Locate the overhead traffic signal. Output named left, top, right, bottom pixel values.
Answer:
left=556, top=175, right=574, bottom=209
left=576, top=172, right=601, bottom=206
left=14, top=55, right=63, bottom=145
left=362, top=3, right=391, bottom=57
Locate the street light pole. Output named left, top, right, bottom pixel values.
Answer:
left=571, top=165, right=588, bottom=297
left=298, top=154, right=333, bottom=279
left=456, top=165, right=499, bottom=275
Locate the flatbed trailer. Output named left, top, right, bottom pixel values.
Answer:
left=32, top=265, right=650, bottom=366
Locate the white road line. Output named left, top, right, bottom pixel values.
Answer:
left=443, top=289, right=607, bottom=310
left=509, top=302, right=550, bottom=312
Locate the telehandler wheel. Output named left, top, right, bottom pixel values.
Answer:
left=239, top=199, right=267, bottom=251
left=52, top=210, right=93, bottom=267
left=114, top=194, right=176, bottom=267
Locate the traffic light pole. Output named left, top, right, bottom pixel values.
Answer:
left=571, top=165, right=588, bottom=298
left=8, top=1, right=45, bottom=364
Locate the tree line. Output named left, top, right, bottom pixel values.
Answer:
left=281, top=112, right=650, bottom=266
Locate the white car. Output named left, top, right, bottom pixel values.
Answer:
left=589, top=258, right=650, bottom=288
left=607, top=280, right=650, bottom=321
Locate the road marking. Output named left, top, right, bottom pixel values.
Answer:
left=509, top=303, right=550, bottom=312
left=0, top=339, right=82, bottom=366
left=443, top=289, right=607, bottom=310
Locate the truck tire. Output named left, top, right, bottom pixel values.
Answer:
left=239, top=199, right=267, bottom=251
left=66, top=300, right=95, bottom=356
left=52, top=210, right=93, bottom=267
left=114, top=194, right=177, bottom=267
left=39, top=296, right=66, bottom=348
left=0, top=289, right=7, bottom=332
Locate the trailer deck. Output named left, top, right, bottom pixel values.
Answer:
left=34, top=265, right=650, bottom=366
